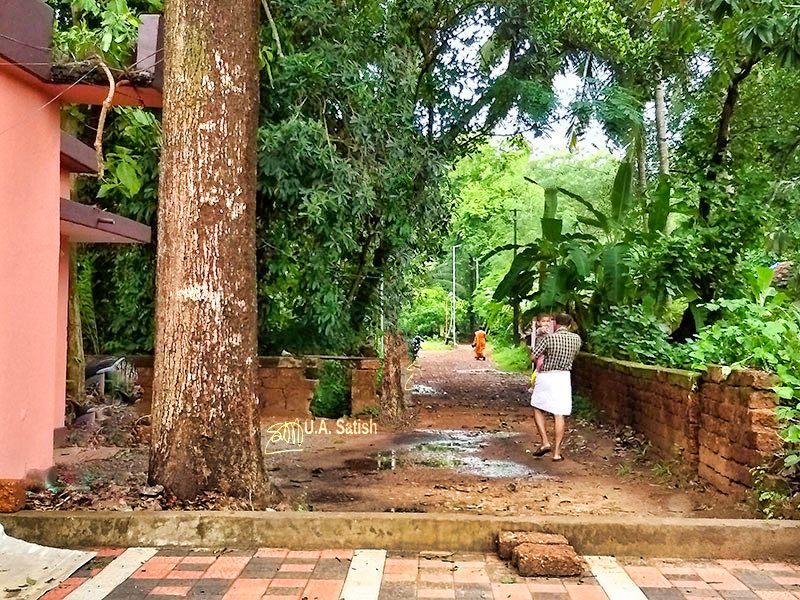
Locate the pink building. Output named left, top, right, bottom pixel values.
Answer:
left=0, top=0, right=162, bottom=511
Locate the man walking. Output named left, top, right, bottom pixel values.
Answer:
left=529, top=313, right=581, bottom=461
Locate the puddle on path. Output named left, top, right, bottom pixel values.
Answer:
left=373, top=429, right=547, bottom=479
left=411, top=384, right=445, bottom=396
left=454, top=368, right=522, bottom=376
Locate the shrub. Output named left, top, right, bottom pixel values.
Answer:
left=588, top=306, right=676, bottom=366
left=399, top=286, right=469, bottom=339
left=492, top=344, right=532, bottom=372
left=311, top=361, right=351, bottom=418
left=682, top=295, right=800, bottom=477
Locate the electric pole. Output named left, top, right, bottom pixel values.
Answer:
left=512, top=209, right=520, bottom=345
left=474, top=258, right=480, bottom=289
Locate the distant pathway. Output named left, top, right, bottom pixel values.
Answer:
left=412, top=344, right=532, bottom=430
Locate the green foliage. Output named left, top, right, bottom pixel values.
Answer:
left=76, top=254, right=100, bottom=354
left=420, top=339, right=451, bottom=351
left=398, top=287, right=468, bottom=339
left=571, top=392, right=597, bottom=422
left=588, top=306, right=677, bottom=365
left=590, top=270, right=800, bottom=483
left=254, top=0, right=466, bottom=352
left=651, top=460, right=674, bottom=479
left=311, top=361, right=351, bottom=419
left=49, top=0, right=162, bottom=356
left=93, top=246, right=155, bottom=353
left=683, top=290, right=800, bottom=478
left=75, top=107, right=159, bottom=354
left=51, top=0, right=800, bottom=492
left=491, top=344, right=531, bottom=373
left=473, top=269, right=514, bottom=341
left=47, top=0, right=159, bottom=68
left=682, top=278, right=800, bottom=374
left=492, top=159, right=645, bottom=326
left=398, top=287, right=449, bottom=338
left=616, top=462, right=633, bottom=476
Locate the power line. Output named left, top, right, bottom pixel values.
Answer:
left=0, top=53, right=165, bottom=142
left=0, top=31, right=164, bottom=72
left=0, top=31, right=50, bottom=52
left=0, top=64, right=100, bottom=138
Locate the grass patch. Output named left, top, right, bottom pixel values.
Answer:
left=616, top=463, right=633, bottom=477
left=421, top=339, right=452, bottom=351
left=651, top=460, right=674, bottom=479
left=311, top=361, right=351, bottom=418
left=491, top=343, right=532, bottom=372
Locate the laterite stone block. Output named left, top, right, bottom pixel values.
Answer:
left=497, top=531, right=568, bottom=560
left=511, top=543, right=583, bottom=577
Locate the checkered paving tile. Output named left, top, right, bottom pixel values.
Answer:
left=37, top=548, right=800, bottom=600
left=619, top=558, right=800, bottom=600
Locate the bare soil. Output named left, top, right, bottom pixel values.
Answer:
left=267, top=345, right=755, bottom=517
left=35, top=345, right=757, bottom=517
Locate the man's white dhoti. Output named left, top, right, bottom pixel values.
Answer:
left=530, top=370, right=572, bottom=416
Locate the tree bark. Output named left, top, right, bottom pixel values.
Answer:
left=654, top=73, right=669, bottom=177
left=62, top=115, right=85, bottom=410
left=691, top=58, right=760, bottom=316
left=699, top=57, right=759, bottom=222
left=379, top=330, right=411, bottom=427
left=66, top=244, right=85, bottom=408
left=150, top=0, right=278, bottom=505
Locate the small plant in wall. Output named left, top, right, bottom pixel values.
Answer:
left=751, top=464, right=797, bottom=519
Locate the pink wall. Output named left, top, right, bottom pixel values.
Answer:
left=0, top=65, right=61, bottom=480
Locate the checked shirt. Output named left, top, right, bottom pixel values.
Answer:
left=532, top=328, right=582, bottom=372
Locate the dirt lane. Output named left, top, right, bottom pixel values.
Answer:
left=38, top=344, right=756, bottom=516
left=266, top=345, right=754, bottom=517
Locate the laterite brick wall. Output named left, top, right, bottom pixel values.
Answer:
left=128, top=355, right=380, bottom=418
left=573, top=354, right=781, bottom=497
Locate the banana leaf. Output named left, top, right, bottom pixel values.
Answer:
left=599, top=243, right=630, bottom=305
left=555, top=185, right=609, bottom=232
left=610, top=160, right=633, bottom=224
left=493, top=250, right=542, bottom=301
left=539, top=266, right=571, bottom=308
left=479, top=242, right=533, bottom=262
left=567, top=244, right=592, bottom=278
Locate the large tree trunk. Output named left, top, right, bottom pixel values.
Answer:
left=150, top=0, right=278, bottom=505
left=380, top=330, right=412, bottom=427
left=654, top=72, right=669, bottom=177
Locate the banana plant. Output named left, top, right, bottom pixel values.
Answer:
left=487, top=160, right=640, bottom=325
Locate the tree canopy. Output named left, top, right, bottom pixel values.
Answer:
left=51, top=0, right=800, bottom=508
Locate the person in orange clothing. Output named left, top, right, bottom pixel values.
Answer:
left=472, top=328, right=487, bottom=360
